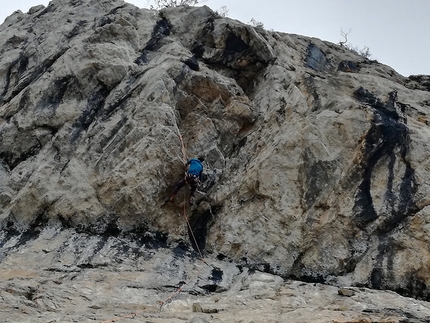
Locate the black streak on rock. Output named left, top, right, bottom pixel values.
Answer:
left=146, top=18, right=171, bottom=50
left=135, top=19, right=171, bottom=65
left=188, top=205, right=221, bottom=253
left=338, top=60, right=360, bottom=73
left=184, top=56, right=199, bottom=71
left=35, top=2, right=55, bottom=18
left=303, top=76, right=322, bottom=111
left=35, top=75, right=79, bottom=112
left=306, top=44, right=330, bottom=72
left=369, top=236, right=430, bottom=300
left=211, top=267, right=223, bottom=283
left=407, top=75, right=430, bottom=92
left=201, top=267, right=224, bottom=291
left=397, top=277, right=429, bottom=301
left=106, top=5, right=127, bottom=15
left=65, top=20, right=87, bottom=39
left=96, top=16, right=114, bottom=28
left=1, top=53, right=29, bottom=101
left=370, top=237, right=387, bottom=290
left=289, top=250, right=327, bottom=283
left=0, top=133, right=43, bottom=171
left=225, top=32, right=249, bottom=53
left=0, top=212, right=49, bottom=260
left=353, top=87, right=418, bottom=230
left=191, top=17, right=215, bottom=59
left=70, top=85, right=110, bottom=143
left=303, top=150, right=338, bottom=209
left=1, top=47, right=69, bottom=105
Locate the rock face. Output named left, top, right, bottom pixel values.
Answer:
left=2, top=227, right=430, bottom=323
left=1, top=0, right=430, bottom=321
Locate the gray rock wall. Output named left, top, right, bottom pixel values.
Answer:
left=1, top=0, right=430, bottom=304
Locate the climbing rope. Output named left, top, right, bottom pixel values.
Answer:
left=100, top=131, right=207, bottom=322
left=157, top=131, right=208, bottom=310
left=175, top=131, right=205, bottom=259
left=182, top=205, right=204, bottom=260
left=156, top=264, right=202, bottom=309
left=177, top=132, right=188, bottom=164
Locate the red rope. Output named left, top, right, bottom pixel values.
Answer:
left=177, top=133, right=188, bottom=163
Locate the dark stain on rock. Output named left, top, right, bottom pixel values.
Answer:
left=338, top=60, right=360, bottom=73
left=106, top=5, right=127, bottom=15
left=371, top=237, right=394, bottom=290
left=103, top=219, right=121, bottom=237
left=65, top=20, right=87, bottom=39
left=36, top=75, right=80, bottom=113
left=199, top=268, right=222, bottom=293
left=396, top=276, right=429, bottom=301
left=172, top=240, right=192, bottom=258
left=94, top=116, right=128, bottom=157
left=188, top=210, right=211, bottom=253
left=191, top=17, right=215, bottom=59
left=406, top=75, right=430, bottom=92
left=101, top=73, right=141, bottom=119
left=352, top=88, right=418, bottom=230
left=1, top=47, right=69, bottom=105
left=17, top=55, right=29, bottom=75
left=210, top=267, right=223, bottom=283
left=70, top=85, right=110, bottom=142
left=221, top=31, right=253, bottom=73
left=306, top=44, right=330, bottom=72
left=129, top=231, right=169, bottom=250
left=303, top=76, right=322, bottom=111
left=96, top=16, right=114, bottom=28
left=192, top=25, right=271, bottom=95
left=0, top=133, right=43, bottom=170
left=235, top=136, right=248, bottom=151
left=368, top=236, right=430, bottom=301
left=35, top=2, right=56, bottom=18
left=1, top=53, right=29, bottom=101
left=216, top=253, right=227, bottom=261
left=135, top=18, right=171, bottom=65
left=146, top=18, right=171, bottom=51
left=0, top=212, right=49, bottom=258
left=290, top=249, right=327, bottom=284
left=225, top=32, right=249, bottom=53
left=184, top=56, right=199, bottom=71
left=200, top=284, right=217, bottom=293
left=188, top=205, right=221, bottom=253
left=290, top=267, right=326, bottom=284
left=303, top=154, right=338, bottom=209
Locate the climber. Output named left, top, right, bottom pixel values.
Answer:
left=167, top=157, right=204, bottom=205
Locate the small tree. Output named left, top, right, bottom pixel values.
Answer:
left=347, top=45, right=371, bottom=59
left=339, top=29, right=372, bottom=59
left=339, top=28, right=351, bottom=47
left=151, top=0, right=200, bottom=9
left=216, top=5, right=229, bottom=17
left=249, top=18, right=264, bottom=28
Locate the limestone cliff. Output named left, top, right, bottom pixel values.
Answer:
left=1, top=0, right=430, bottom=321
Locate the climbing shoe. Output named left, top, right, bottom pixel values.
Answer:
left=189, top=196, right=194, bottom=205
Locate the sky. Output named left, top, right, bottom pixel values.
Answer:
left=1, top=0, right=429, bottom=76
